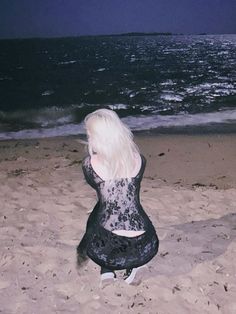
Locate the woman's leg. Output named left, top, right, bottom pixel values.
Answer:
left=100, top=266, right=116, bottom=279
left=77, top=202, right=100, bottom=265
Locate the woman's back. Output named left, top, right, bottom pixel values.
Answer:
left=82, top=154, right=151, bottom=236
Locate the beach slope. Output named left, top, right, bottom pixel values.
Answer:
left=0, top=134, right=236, bottom=314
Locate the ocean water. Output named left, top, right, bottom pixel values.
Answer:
left=0, top=34, right=236, bottom=140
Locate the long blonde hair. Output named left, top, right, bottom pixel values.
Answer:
left=85, top=109, right=139, bottom=180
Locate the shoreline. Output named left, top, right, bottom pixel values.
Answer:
left=134, top=123, right=236, bottom=136
left=1, top=122, right=236, bottom=142
left=1, top=109, right=236, bottom=141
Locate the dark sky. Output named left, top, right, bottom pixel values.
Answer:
left=0, top=0, right=235, bottom=39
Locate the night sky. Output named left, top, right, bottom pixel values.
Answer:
left=0, top=0, right=235, bottom=39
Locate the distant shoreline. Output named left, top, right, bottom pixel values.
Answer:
left=0, top=32, right=176, bottom=41
left=1, top=32, right=236, bottom=41
left=89, top=32, right=174, bottom=37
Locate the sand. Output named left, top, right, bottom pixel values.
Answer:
left=0, top=134, right=236, bottom=314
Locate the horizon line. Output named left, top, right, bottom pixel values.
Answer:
left=0, top=31, right=235, bottom=41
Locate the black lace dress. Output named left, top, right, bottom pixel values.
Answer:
left=77, top=154, right=159, bottom=270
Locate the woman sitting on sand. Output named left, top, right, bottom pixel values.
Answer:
left=77, top=109, right=159, bottom=285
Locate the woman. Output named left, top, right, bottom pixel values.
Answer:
left=77, top=109, right=159, bottom=285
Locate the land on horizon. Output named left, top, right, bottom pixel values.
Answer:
left=1, top=31, right=236, bottom=41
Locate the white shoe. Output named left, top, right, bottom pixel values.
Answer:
left=100, top=271, right=116, bottom=288
left=101, top=272, right=116, bottom=281
left=124, top=265, right=147, bottom=285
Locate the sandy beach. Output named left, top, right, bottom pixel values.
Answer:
left=0, top=133, right=236, bottom=314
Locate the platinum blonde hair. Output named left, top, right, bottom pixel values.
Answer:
left=85, top=109, right=139, bottom=180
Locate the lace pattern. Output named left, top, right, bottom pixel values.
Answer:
left=78, top=154, right=159, bottom=269
left=82, top=155, right=148, bottom=231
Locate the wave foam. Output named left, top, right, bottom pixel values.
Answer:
left=1, top=109, right=236, bottom=140
left=122, top=109, right=236, bottom=130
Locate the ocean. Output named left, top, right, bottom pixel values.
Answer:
left=0, top=34, right=236, bottom=140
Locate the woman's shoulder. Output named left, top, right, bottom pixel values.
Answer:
left=82, top=155, right=91, bottom=169
left=131, top=153, right=146, bottom=179
left=82, top=154, right=90, bottom=161
left=139, top=154, right=146, bottom=168
left=140, top=154, right=146, bottom=162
